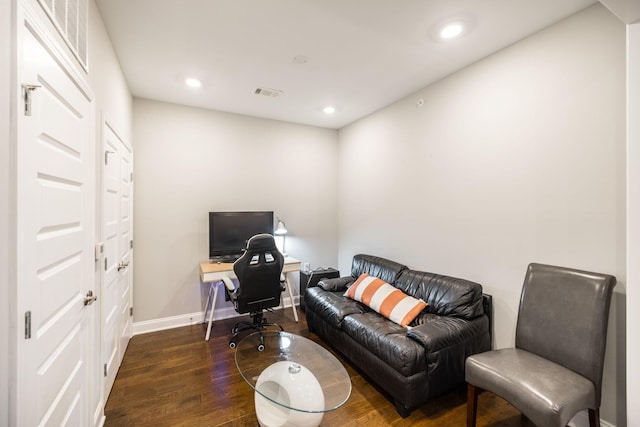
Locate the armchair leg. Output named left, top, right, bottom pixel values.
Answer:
left=588, top=408, right=600, bottom=427
left=467, top=383, right=479, bottom=427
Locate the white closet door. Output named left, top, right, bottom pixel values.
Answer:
left=101, top=121, right=133, bottom=399
left=118, top=142, right=133, bottom=355
left=102, top=123, right=121, bottom=397
left=16, top=15, right=95, bottom=427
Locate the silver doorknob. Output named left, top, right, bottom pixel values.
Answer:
left=84, top=290, right=97, bottom=306
left=117, top=261, right=130, bottom=272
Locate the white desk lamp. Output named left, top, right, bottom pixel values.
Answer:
left=274, top=219, right=288, bottom=256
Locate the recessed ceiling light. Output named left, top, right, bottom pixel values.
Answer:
left=323, top=106, right=336, bottom=114
left=185, top=77, right=202, bottom=88
left=440, top=23, right=464, bottom=40
left=293, top=55, right=309, bottom=64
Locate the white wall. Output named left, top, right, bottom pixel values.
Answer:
left=132, top=98, right=338, bottom=323
left=338, top=4, right=626, bottom=425
left=88, top=0, right=132, bottom=144
left=1, top=0, right=13, bottom=423
left=626, top=19, right=640, bottom=427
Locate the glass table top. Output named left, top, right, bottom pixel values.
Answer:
left=235, top=331, right=352, bottom=413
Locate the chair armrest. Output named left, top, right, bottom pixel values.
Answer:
left=406, top=316, right=487, bottom=353
left=222, top=277, right=235, bottom=292
left=317, top=277, right=354, bottom=292
left=222, top=277, right=237, bottom=304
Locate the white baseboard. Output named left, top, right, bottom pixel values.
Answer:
left=568, top=411, right=615, bottom=427
left=132, top=310, right=209, bottom=335
left=132, top=296, right=300, bottom=336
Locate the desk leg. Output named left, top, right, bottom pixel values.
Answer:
left=284, top=274, right=299, bottom=322
left=205, top=281, right=221, bottom=341
left=203, top=281, right=214, bottom=324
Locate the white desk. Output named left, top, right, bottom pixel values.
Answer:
left=199, top=256, right=302, bottom=341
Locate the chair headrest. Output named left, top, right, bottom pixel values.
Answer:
left=245, top=233, right=278, bottom=251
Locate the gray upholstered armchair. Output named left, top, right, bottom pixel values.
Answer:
left=465, top=263, right=615, bottom=427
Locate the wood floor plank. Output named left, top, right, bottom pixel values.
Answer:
left=104, top=308, right=532, bottom=426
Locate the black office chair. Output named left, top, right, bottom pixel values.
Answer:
left=222, top=233, right=285, bottom=351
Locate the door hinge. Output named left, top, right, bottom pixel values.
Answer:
left=105, top=150, right=114, bottom=165
left=104, top=258, right=108, bottom=271
left=22, top=84, right=41, bottom=116
left=130, top=172, right=133, bottom=182
left=130, top=307, right=133, bottom=317
left=130, top=240, right=133, bottom=249
left=25, top=311, right=31, bottom=339
left=104, top=363, right=107, bottom=377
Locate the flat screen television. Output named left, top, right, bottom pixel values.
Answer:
left=208, top=211, right=274, bottom=260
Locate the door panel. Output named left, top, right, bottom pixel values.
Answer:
left=101, top=122, right=133, bottom=399
left=17, top=19, right=94, bottom=427
left=119, top=143, right=133, bottom=353
left=102, top=123, right=121, bottom=396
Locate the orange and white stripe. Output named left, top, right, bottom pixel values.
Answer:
left=345, top=273, right=427, bottom=327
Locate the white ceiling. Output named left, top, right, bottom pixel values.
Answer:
left=95, top=0, right=598, bottom=129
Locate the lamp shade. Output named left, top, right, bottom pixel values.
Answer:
left=274, top=219, right=287, bottom=235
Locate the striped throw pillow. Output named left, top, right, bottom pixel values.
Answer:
left=344, top=273, right=427, bottom=327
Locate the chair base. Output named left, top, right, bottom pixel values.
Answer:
left=466, top=383, right=601, bottom=427
left=229, top=310, right=284, bottom=350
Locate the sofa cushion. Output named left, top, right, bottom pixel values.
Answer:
left=351, top=254, right=407, bottom=284
left=341, top=312, right=426, bottom=377
left=345, top=273, right=427, bottom=327
left=305, top=287, right=363, bottom=328
left=406, top=314, right=488, bottom=353
left=395, top=269, right=484, bottom=320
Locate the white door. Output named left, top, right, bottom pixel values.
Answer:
left=16, top=17, right=95, bottom=427
left=118, top=143, right=133, bottom=355
left=101, top=122, right=133, bottom=398
left=102, top=123, right=121, bottom=396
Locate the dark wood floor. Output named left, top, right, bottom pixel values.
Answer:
left=104, top=308, right=534, bottom=427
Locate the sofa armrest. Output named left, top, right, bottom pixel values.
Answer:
left=408, top=315, right=490, bottom=399
left=318, top=276, right=354, bottom=292
left=406, top=316, right=488, bottom=353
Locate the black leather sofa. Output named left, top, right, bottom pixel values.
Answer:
left=305, top=254, right=492, bottom=417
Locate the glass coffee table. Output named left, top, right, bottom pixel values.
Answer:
left=235, top=331, right=352, bottom=427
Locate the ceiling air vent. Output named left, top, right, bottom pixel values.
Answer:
left=254, top=87, right=284, bottom=98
